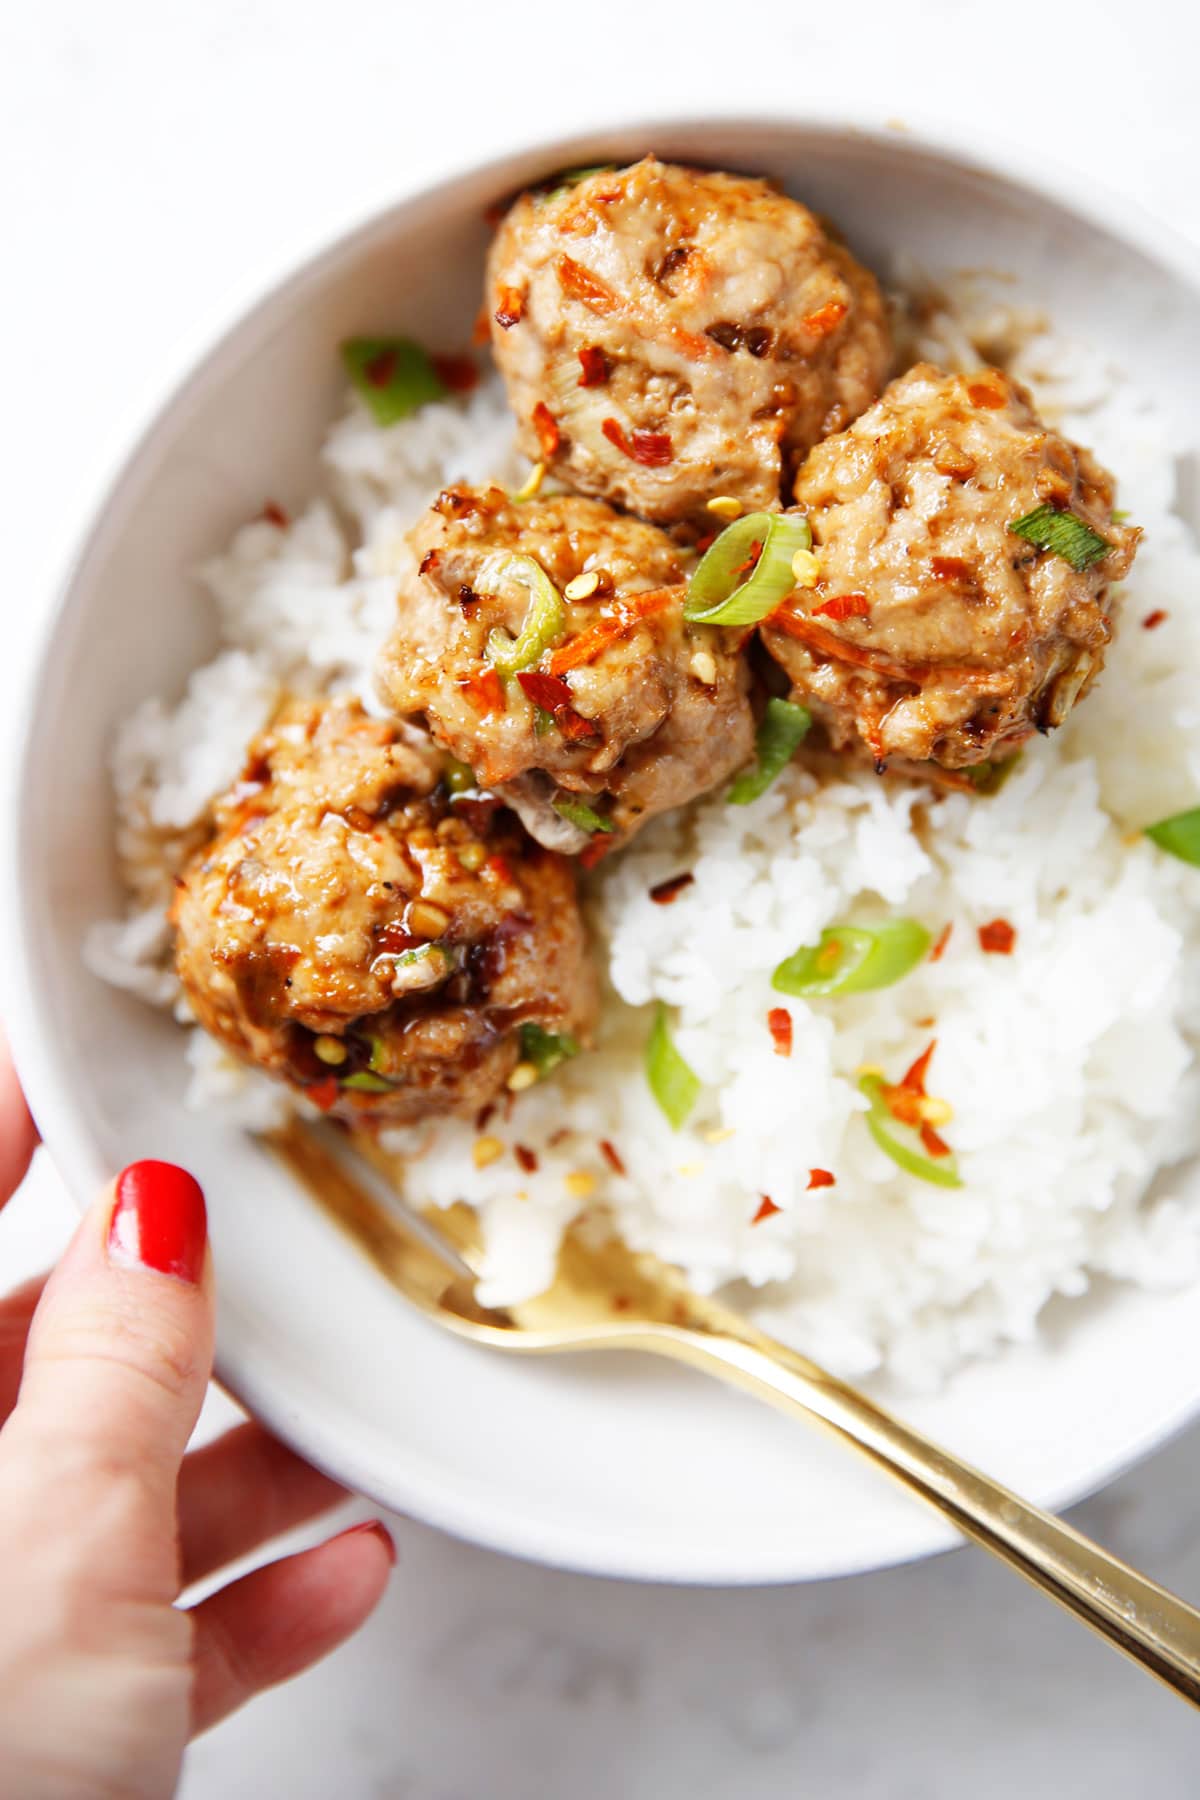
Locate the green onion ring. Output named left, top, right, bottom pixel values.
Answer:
left=341, top=1069, right=397, bottom=1094
left=484, top=554, right=567, bottom=676
left=684, top=512, right=812, bottom=628
left=728, top=698, right=812, bottom=804
left=645, top=1003, right=701, bottom=1130
left=518, top=1022, right=580, bottom=1077
left=859, top=1074, right=962, bottom=1188
left=552, top=795, right=615, bottom=836
left=1145, top=806, right=1200, bottom=867
left=772, top=919, right=932, bottom=998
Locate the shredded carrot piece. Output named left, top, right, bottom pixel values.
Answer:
left=546, top=589, right=677, bottom=676
left=752, top=1195, right=781, bottom=1224
left=557, top=255, right=620, bottom=314
left=929, top=922, right=953, bottom=963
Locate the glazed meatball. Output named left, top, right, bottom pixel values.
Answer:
left=171, top=696, right=597, bottom=1124
left=486, top=157, right=891, bottom=523
left=375, top=483, right=755, bottom=852
left=759, top=364, right=1141, bottom=769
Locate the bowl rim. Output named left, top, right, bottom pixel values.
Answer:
left=7, top=106, right=1200, bottom=1585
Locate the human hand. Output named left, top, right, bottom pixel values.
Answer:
left=0, top=1042, right=395, bottom=1798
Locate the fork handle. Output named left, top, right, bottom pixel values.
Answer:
left=665, top=1325, right=1200, bottom=1706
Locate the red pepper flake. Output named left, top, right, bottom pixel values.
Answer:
left=752, top=1195, right=781, bottom=1224
left=459, top=666, right=506, bottom=716
left=599, top=1138, right=626, bottom=1176
left=431, top=353, right=479, bottom=393
left=813, top=592, right=871, bottom=622
left=694, top=531, right=716, bottom=553
left=920, top=1123, right=952, bottom=1159
left=929, top=922, right=953, bottom=963
left=807, top=1168, right=836, bottom=1190
left=579, top=836, right=612, bottom=870
left=308, top=1076, right=340, bottom=1112
left=601, top=417, right=673, bottom=466
left=802, top=299, right=848, bottom=338
left=1143, top=609, right=1168, bottom=630
left=418, top=548, right=439, bottom=576
left=486, top=852, right=515, bottom=887
left=557, top=255, right=620, bottom=314
left=532, top=401, right=561, bottom=458
left=472, top=306, right=492, bottom=346
left=375, top=920, right=422, bottom=955
left=494, top=286, right=525, bottom=329
left=259, top=500, right=289, bottom=528
left=930, top=555, right=972, bottom=583
left=967, top=375, right=1008, bottom=409
left=649, top=871, right=695, bottom=906
left=475, top=1101, right=496, bottom=1132
left=767, top=1007, right=793, bottom=1057
left=577, top=345, right=612, bottom=387
left=899, top=1040, right=937, bottom=1095
left=516, top=669, right=599, bottom=742
left=978, top=918, right=1016, bottom=955
left=363, top=348, right=397, bottom=388
left=732, top=540, right=764, bottom=581
left=514, top=1144, right=539, bottom=1174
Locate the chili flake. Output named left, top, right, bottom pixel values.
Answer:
left=495, top=286, right=525, bottom=329
left=802, top=300, right=848, bottom=338
left=459, top=666, right=506, bottom=716
left=307, top=1076, right=340, bottom=1112
left=649, top=871, right=695, bottom=906
left=601, top=417, right=673, bottom=466
left=514, top=1144, right=539, bottom=1174
left=767, top=1007, right=793, bottom=1057
left=813, top=593, right=871, bottom=622
left=431, top=353, right=479, bottom=393
left=1143, top=609, right=1168, bottom=631
left=807, top=1168, right=836, bottom=1190
left=532, top=402, right=561, bottom=458
left=578, top=345, right=612, bottom=387
left=967, top=375, right=1008, bottom=409
left=929, top=922, right=953, bottom=963
left=259, top=500, right=289, bottom=528
left=752, top=1195, right=781, bottom=1224
left=978, top=918, right=1017, bottom=955
left=599, top=1139, right=626, bottom=1176
left=557, top=255, right=620, bottom=314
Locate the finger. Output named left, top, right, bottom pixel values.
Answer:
left=178, top=1423, right=346, bottom=1587
left=189, top=1521, right=395, bottom=1734
left=0, top=1272, right=49, bottom=1426
left=0, top=1030, right=39, bottom=1210
left=12, top=1162, right=212, bottom=1586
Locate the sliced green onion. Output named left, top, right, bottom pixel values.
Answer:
left=1145, top=806, right=1200, bottom=867
left=859, top=1074, right=962, bottom=1188
left=684, top=512, right=812, bottom=628
left=341, top=337, right=446, bottom=426
left=518, top=1022, right=579, bottom=1077
left=773, top=918, right=932, bottom=998
left=728, top=698, right=812, bottom=804
left=553, top=795, right=615, bottom=835
left=537, top=163, right=617, bottom=203
left=341, top=1069, right=396, bottom=1094
left=965, top=753, right=1022, bottom=795
left=533, top=705, right=556, bottom=738
left=1007, top=504, right=1112, bottom=573
left=484, top=554, right=567, bottom=676
left=442, top=757, right=477, bottom=796
left=645, top=1003, right=700, bottom=1129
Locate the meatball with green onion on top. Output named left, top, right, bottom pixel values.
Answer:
left=486, top=156, right=892, bottom=524
left=759, top=364, right=1141, bottom=771
left=374, top=482, right=756, bottom=853
left=171, top=696, right=596, bottom=1124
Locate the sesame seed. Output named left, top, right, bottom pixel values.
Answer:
left=456, top=840, right=486, bottom=872
left=507, top=1062, right=539, bottom=1092
left=703, top=1127, right=736, bottom=1144
left=705, top=495, right=743, bottom=520
left=565, top=1171, right=596, bottom=1199
left=564, top=569, right=601, bottom=602
left=918, top=1096, right=954, bottom=1127
left=689, top=649, right=718, bottom=685
left=313, top=1035, right=347, bottom=1066
left=791, top=548, right=821, bottom=587
left=473, top=1135, right=504, bottom=1169
left=408, top=900, right=449, bottom=938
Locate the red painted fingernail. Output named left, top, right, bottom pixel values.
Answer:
left=109, top=1161, right=207, bottom=1284
left=345, top=1520, right=397, bottom=1565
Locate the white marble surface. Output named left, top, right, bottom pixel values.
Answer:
left=2, top=1, right=1199, bottom=1791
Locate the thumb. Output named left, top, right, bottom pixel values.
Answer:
left=13, top=1161, right=213, bottom=1525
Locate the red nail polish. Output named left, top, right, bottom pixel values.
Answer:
left=345, top=1520, right=397, bottom=1565
left=109, top=1161, right=207, bottom=1284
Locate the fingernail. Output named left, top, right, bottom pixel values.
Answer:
left=109, top=1161, right=207, bottom=1284
left=345, top=1519, right=397, bottom=1565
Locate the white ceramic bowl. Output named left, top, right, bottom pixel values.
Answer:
left=8, top=115, right=1200, bottom=1585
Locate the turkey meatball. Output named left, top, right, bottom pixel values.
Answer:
left=759, top=364, right=1140, bottom=769
left=171, top=696, right=597, bottom=1124
left=486, top=157, right=891, bottom=523
left=374, top=482, right=755, bottom=852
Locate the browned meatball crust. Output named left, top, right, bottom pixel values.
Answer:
left=486, top=157, right=891, bottom=523
left=374, top=483, right=755, bottom=852
left=759, top=364, right=1141, bottom=769
left=171, top=697, right=597, bottom=1124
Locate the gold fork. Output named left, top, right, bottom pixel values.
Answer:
left=268, top=1120, right=1200, bottom=1707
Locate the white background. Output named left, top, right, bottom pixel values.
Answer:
left=2, top=2, right=1199, bottom=1793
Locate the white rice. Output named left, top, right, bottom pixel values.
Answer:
left=87, top=283, right=1200, bottom=1390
